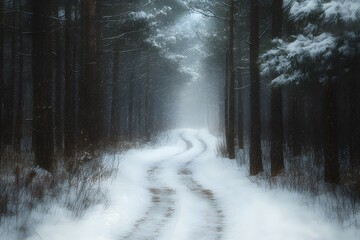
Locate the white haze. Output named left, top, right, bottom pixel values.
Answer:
left=162, top=12, right=218, bottom=129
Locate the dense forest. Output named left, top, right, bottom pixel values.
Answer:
left=0, top=0, right=191, bottom=169
left=1, top=0, right=360, bottom=235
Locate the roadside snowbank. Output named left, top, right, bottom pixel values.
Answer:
left=191, top=130, right=360, bottom=240
left=3, top=129, right=360, bottom=240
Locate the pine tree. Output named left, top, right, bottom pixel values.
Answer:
left=32, top=0, right=54, bottom=171
left=249, top=0, right=263, bottom=175
left=270, top=0, right=284, bottom=176
left=226, top=0, right=235, bottom=159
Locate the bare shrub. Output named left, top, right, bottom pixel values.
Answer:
left=215, top=138, right=228, bottom=158
left=252, top=141, right=360, bottom=226
left=0, top=145, right=121, bottom=237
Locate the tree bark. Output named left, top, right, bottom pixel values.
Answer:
left=32, top=0, right=54, bottom=171
left=54, top=2, right=63, bottom=152
left=324, top=79, right=339, bottom=183
left=144, top=51, right=152, bottom=142
left=110, top=41, right=121, bottom=143
left=237, top=1, right=244, bottom=149
left=64, top=0, right=76, bottom=158
left=79, top=0, right=97, bottom=149
left=224, top=50, right=229, bottom=150
left=349, top=57, right=360, bottom=169
left=226, top=0, right=235, bottom=159
left=237, top=75, right=244, bottom=149
left=270, top=0, right=284, bottom=176
left=0, top=0, right=4, bottom=151
left=4, top=1, right=17, bottom=146
left=249, top=0, right=263, bottom=175
left=289, top=88, right=302, bottom=156
left=14, top=0, right=24, bottom=151
left=128, top=77, right=134, bottom=141
left=95, top=0, right=104, bottom=142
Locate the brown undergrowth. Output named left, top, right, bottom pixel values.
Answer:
left=234, top=141, right=360, bottom=227
left=0, top=140, right=141, bottom=239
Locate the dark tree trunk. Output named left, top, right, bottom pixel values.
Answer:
left=32, top=0, right=54, bottom=171
left=95, top=0, right=104, bottom=142
left=0, top=0, right=4, bottom=151
left=4, top=1, right=17, bottom=146
left=237, top=75, right=244, bottom=149
left=128, top=78, right=134, bottom=141
left=79, top=0, right=97, bottom=149
left=64, top=0, right=75, bottom=158
left=110, top=41, right=121, bottom=143
left=237, top=4, right=244, bottom=150
left=324, top=79, right=339, bottom=183
left=78, top=0, right=86, bottom=149
left=55, top=2, right=63, bottom=152
left=72, top=1, right=79, bottom=144
left=249, top=0, right=263, bottom=175
left=144, top=51, right=152, bottom=142
left=289, top=88, right=302, bottom=156
left=14, top=0, right=24, bottom=151
left=349, top=57, right=360, bottom=169
left=270, top=0, right=284, bottom=176
left=224, top=50, right=229, bottom=148
left=226, top=0, right=235, bottom=159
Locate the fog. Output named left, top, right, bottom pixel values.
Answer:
left=159, top=12, right=220, bottom=129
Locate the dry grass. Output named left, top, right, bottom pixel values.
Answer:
left=215, top=138, right=228, bottom=158
left=0, top=145, right=121, bottom=237
left=249, top=142, right=360, bottom=226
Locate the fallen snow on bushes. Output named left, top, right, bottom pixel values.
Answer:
left=2, top=129, right=360, bottom=240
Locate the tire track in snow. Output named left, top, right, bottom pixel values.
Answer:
left=120, top=133, right=194, bottom=240
left=178, top=135, right=224, bottom=240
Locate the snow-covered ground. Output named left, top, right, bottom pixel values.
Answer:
left=2, top=129, right=360, bottom=240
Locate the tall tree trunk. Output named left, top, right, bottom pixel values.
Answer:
left=249, top=0, right=263, bottom=175
left=14, top=0, right=24, bottom=151
left=4, top=1, right=17, bottom=146
left=270, top=0, right=284, bottom=176
left=237, top=4, right=244, bottom=149
left=324, top=79, right=339, bottom=183
left=349, top=57, right=360, bottom=169
left=110, top=41, right=121, bottom=143
left=72, top=1, right=79, bottom=145
left=237, top=75, right=244, bottom=149
left=144, top=51, right=152, bottom=142
left=54, top=2, right=63, bottom=152
left=128, top=78, right=134, bottom=141
left=78, top=0, right=86, bottom=149
left=0, top=0, right=5, bottom=150
left=32, top=0, right=54, bottom=171
left=95, top=0, right=104, bottom=142
left=226, top=0, right=235, bottom=159
left=224, top=50, right=229, bottom=148
left=289, top=88, right=302, bottom=156
left=79, top=0, right=97, bottom=149
left=64, top=0, right=75, bottom=158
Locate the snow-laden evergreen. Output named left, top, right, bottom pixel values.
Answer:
left=285, top=0, right=360, bottom=23
left=261, top=0, right=360, bottom=85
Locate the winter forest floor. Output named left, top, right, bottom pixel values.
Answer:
left=2, top=129, right=360, bottom=240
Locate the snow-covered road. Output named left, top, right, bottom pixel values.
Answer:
left=120, top=132, right=223, bottom=240
left=19, top=129, right=360, bottom=240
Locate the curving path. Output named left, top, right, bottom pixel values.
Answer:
left=119, top=131, right=224, bottom=240
left=177, top=136, right=224, bottom=240
left=19, top=129, right=360, bottom=240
